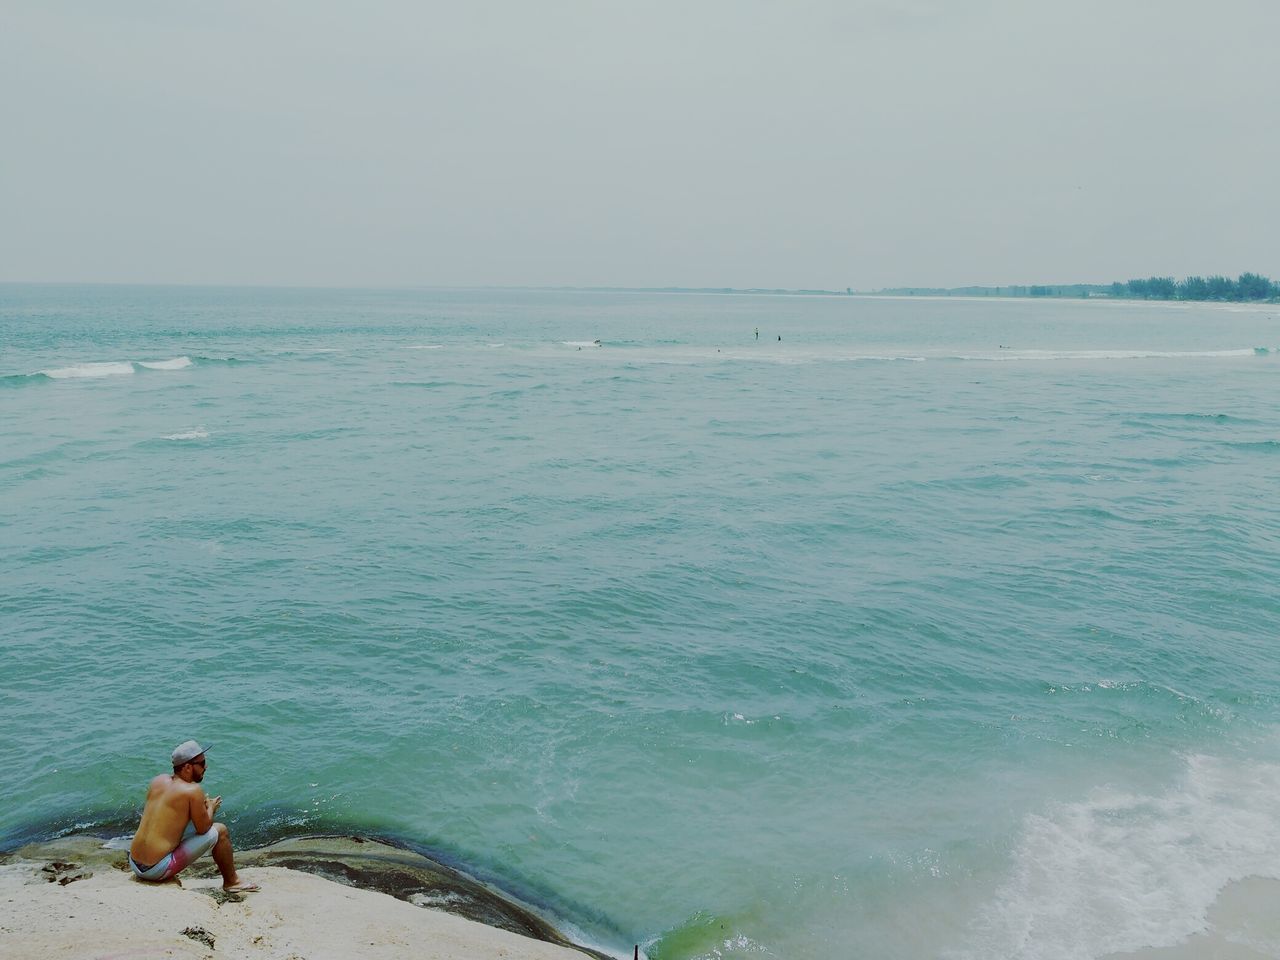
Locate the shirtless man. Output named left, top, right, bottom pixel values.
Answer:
left=128, top=740, right=258, bottom=892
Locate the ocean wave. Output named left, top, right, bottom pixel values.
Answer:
left=837, top=354, right=926, bottom=362
left=948, top=348, right=1264, bottom=362
left=751, top=351, right=926, bottom=364
left=952, top=752, right=1280, bottom=960
left=1128, top=411, right=1260, bottom=424
left=1223, top=440, right=1280, bottom=453
left=162, top=428, right=209, bottom=441
left=21, top=357, right=196, bottom=382
left=136, top=356, right=193, bottom=371
left=41, top=362, right=135, bottom=380
left=563, top=340, right=603, bottom=347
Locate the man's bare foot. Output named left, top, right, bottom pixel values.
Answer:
left=222, top=880, right=260, bottom=893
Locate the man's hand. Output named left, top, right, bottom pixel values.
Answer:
left=207, top=796, right=222, bottom=816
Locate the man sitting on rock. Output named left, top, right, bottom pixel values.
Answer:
left=128, top=740, right=258, bottom=892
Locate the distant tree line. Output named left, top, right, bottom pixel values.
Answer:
left=1112, top=273, right=1276, bottom=301
left=872, top=274, right=1277, bottom=300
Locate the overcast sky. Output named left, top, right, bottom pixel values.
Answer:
left=3, top=1, right=1277, bottom=289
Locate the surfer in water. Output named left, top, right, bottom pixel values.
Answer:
left=128, top=740, right=259, bottom=892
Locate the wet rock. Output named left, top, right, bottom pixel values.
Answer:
left=238, top=837, right=611, bottom=959
left=40, top=861, right=88, bottom=885
left=181, top=925, right=216, bottom=948
left=199, top=886, right=247, bottom=905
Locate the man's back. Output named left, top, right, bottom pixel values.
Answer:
left=130, top=774, right=201, bottom=864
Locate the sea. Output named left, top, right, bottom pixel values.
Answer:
left=3, top=284, right=1280, bottom=960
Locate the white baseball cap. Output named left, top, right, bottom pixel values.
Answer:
left=171, top=740, right=213, bottom=766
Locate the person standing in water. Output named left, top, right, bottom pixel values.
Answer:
left=128, top=740, right=259, bottom=892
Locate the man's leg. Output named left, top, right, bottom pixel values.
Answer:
left=142, top=823, right=257, bottom=891
left=208, top=822, right=254, bottom=890
left=160, top=823, right=220, bottom=881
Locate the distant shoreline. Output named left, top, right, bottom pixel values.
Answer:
left=541, top=285, right=1280, bottom=305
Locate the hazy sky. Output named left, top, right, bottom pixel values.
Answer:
left=3, top=1, right=1277, bottom=289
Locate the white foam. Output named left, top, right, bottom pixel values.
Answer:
left=163, top=428, right=209, bottom=441
left=951, top=752, right=1280, bottom=960
left=407, top=344, right=444, bottom=350
left=40, top=356, right=197, bottom=379
left=841, top=354, right=926, bottom=362
left=563, top=340, right=602, bottom=347
left=137, top=356, right=193, bottom=370
left=42, top=361, right=135, bottom=379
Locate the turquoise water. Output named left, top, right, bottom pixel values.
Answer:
left=4, top=285, right=1280, bottom=959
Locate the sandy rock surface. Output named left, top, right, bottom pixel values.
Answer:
left=0, top=836, right=607, bottom=960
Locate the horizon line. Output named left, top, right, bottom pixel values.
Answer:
left=2, top=278, right=1274, bottom=296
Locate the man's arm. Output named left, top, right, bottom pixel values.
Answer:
left=188, top=785, right=214, bottom=833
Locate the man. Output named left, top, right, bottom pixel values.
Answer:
left=128, top=740, right=259, bottom=892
